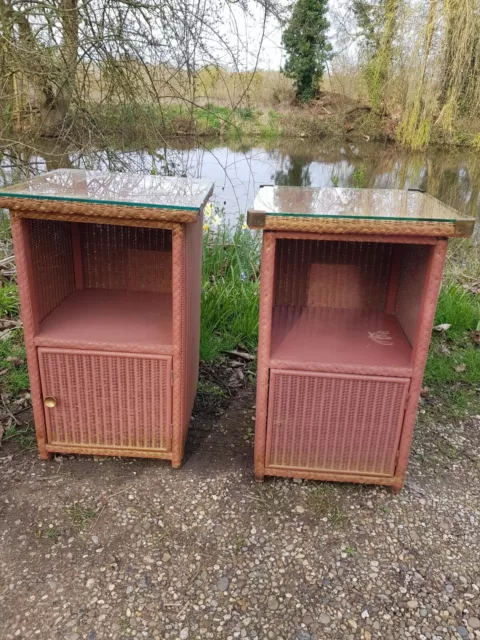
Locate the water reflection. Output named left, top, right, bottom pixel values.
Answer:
left=1, top=137, right=479, bottom=223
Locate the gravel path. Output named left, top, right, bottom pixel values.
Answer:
left=1, top=382, right=480, bottom=640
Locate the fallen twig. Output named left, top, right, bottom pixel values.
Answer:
left=1, top=394, right=23, bottom=426
left=0, top=255, right=14, bottom=266
left=225, top=350, right=255, bottom=362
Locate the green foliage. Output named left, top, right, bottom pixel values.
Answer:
left=0, top=332, right=29, bottom=395
left=259, top=109, right=281, bottom=138
left=352, top=165, right=368, bottom=188
left=353, top=0, right=378, bottom=54
left=3, top=422, right=36, bottom=450
left=234, top=106, right=255, bottom=121
left=67, top=503, right=97, bottom=528
left=398, top=107, right=432, bottom=150
left=360, top=0, right=400, bottom=111
left=470, top=133, right=480, bottom=150
left=0, top=283, right=19, bottom=317
left=197, top=104, right=232, bottom=129
left=200, top=215, right=260, bottom=361
left=282, top=0, right=332, bottom=102
left=423, top=281, right=480, bottom=419
left=434, top=283, right=479, bottom=339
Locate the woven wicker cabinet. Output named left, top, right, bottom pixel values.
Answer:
left=248, top=187, right=474, bottom=492
left=0, top=169, right=213, bottom=466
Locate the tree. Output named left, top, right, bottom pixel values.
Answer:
left=282, top=0, right=331, bottom=103
left=363, top=0, right=400, bottom=112
left=0, top=0, right=280, bottom=139
left=398, top=0, right=438, bottom=148
left=352, top=0, right=379, bottom=56
left=437, top=0, right=480, bottom=129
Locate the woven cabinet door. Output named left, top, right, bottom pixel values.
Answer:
left=266, top=370, right=409, bottom=477
left=38, top=348, right=172, bottom=453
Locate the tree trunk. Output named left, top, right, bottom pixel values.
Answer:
left=37, top=0, right=79, bottom=134
left=0, top=0, right=15, bottom=124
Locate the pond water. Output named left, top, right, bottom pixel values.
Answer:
left=1, top=137, right=480, bottom=225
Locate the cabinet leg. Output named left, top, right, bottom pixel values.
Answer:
left=39, top=450, right=52, bottom=461
left=254, top=472, right=265, bottom=483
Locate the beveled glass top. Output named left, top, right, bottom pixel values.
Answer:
left=0, top=169, right=214, bottom=211
left=251, top=186, right=471, bottom=223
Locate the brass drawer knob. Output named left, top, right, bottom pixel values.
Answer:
left=44, top=396, right=57, bottom=408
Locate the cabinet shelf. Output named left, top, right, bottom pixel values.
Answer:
left=270, top=305, right=413, bottom=376
left=35, top=289, right=172, bottom=354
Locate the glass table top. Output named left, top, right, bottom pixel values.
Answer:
left=0, top=169, right=214, bottom=210
left=251, top=186, right=472, bottom=223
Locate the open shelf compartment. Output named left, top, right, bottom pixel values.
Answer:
left=27, top=219, right=173, bottom=353
left=270, top=238, right=432, bottom=376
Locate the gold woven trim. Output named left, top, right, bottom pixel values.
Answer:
left=250, top=215, right=459, bottom=237
left=0, top=197, right=197, bottom=224
left=10, top=210, right=178, bottom=229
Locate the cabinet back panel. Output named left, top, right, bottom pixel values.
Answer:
left=274, top=239, right=393, bottom=311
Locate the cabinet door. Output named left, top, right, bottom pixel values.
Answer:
left=39, top=348, right=172, bottom=453
left=266, top=370, right=409, bottom=477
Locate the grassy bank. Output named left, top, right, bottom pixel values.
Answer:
left=85, top=102, right=387, bottom=146
left=0, top=211, right=479, bottom=439
left=84, top=101, right=480, bottom=149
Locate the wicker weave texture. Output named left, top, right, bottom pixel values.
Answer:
left=39, top=348, right=172, bottom=451
left=394, top=239, right=448, bottom=490
left=169, top=212, right=203, bottom=466
left=256, top=215, right=459, bottom=237
left=394, top=244, right=431, bottom=345
left=255, top=230, right=449, bottom=489
left=182, top=213, right=203, bottom=443
left=12, top=204, right=204, bottom=463
left=28, top=219, right=76, bottom=322
left=12, top=210, right=179, bottom=230
left=254, top=232, right=276, bottom=481
left=0, top=197, right=197, bottom=223
left=10, top=218, right=49, bottom=458
left=266, top=370, right=409, bottom=476
left=80, top=223, right=172, bottom=292
left=274, top=239, right=393, bottom=310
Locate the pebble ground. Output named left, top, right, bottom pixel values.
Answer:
left=1, top=382, right=480, bottom=640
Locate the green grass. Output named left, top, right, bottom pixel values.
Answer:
left=0, top=282, right=19, bottom=317
left=87, top=102, right=269, bottom=145
left=67, top=503, right=97, bottom=528
left=434, top=283, right=479, bottom=339
left=200, top=214, right=260, bottom=361
left=0, top=332, right=29, bottom=395
left=3, top=422, right=36, bottom=450
left=234, top=106, right=256, bottom=121
left=259, top=109, right=281, bottom=138
left=307, top=486, right=347, bottom=528
left=196, top=103, right=232, bottom=129
left=423, top=282, right=480, bottom=419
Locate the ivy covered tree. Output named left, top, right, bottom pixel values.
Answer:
left=282, top=0, right=332, bottom=103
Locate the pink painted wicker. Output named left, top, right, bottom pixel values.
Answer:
left=3, top=170, right=213, bottom=465
left=39, top=348, right=172, bottom=453
left=249, top=190, right=463, bottom=490
left=266, top=370, right=409, bottom=476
